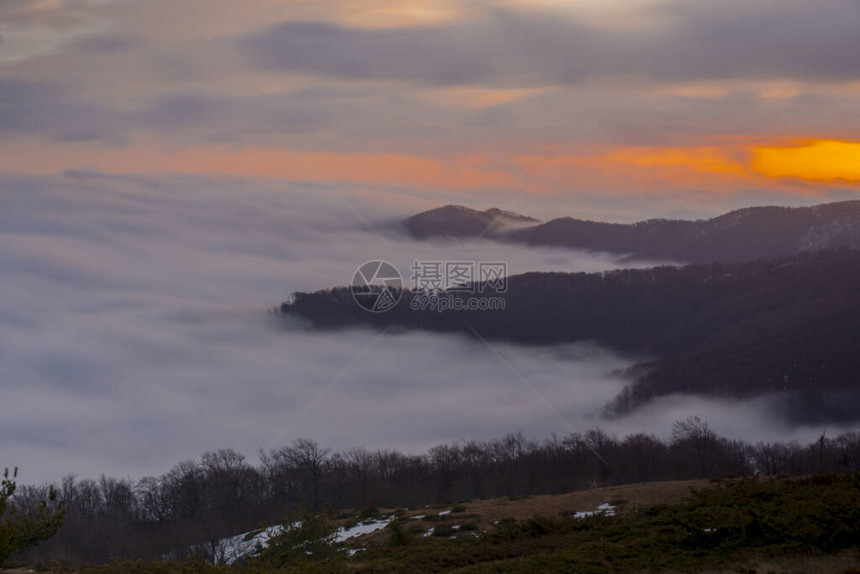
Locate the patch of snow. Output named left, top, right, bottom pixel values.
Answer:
left=423, top=527, right=435, bottom=537
left=573, top=503, right=616, bottom=519
left=212, top=516, right=391, bottom=564
left=411, top=514, right=425, bottom=520
left=438, top=510, right=451, bottom=516
left=217, top=524, right=286, bottom=565
left=335, top=517, right=392, bottom=542
left=347, top=547, right=366, bottom=556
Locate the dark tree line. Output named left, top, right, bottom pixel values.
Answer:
left=13, top=420, right=860, bottom=565
left=281, top=249, right=860, bottom=424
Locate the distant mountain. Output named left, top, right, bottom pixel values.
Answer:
left=404, top=205, right=540, bottom=239
left=404, top=201, right=860, bottom=263
left=280, top=249, right=860, bottom=424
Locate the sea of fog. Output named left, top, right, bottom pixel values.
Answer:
left=0, top=172, right=847, bottom=483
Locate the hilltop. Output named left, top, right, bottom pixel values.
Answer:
left=404, top=200, right=860, bottom=263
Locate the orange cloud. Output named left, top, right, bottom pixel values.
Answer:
left=753, top=140, right=860, bottom=181
left=515, top=144, right=753, bottom=194
left=600, top=146, right=748, bottom=176
left=4, top=137, right=856, bottom=198
left=337, top=0, right=472, bottom=28
left=0, top=140, right=517, bottom=191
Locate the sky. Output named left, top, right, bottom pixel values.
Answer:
left=3, top=0, right=860, bottom=482
left=2, top=0, right=860, bottom=221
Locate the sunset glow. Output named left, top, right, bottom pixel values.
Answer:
left=0, top=0, right=857, bottom=210
left=754, top=140, right=860, bottom=182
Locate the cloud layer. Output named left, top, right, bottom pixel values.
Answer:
left=1, top=0, right=859, bottom=208
left=243, top=2, right=860, bottom=85
left=0, top=172, right=632, bottom=482
left=1, top=173, right=853, bottom=483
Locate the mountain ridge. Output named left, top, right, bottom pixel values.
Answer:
left=404, top=200, right=860, bottom=263
left=403, top=204, right=540, bottom=239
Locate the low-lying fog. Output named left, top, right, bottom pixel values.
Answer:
left=0, top=172, right=850, bottom=483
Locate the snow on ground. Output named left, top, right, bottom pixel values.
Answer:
left=335, top=517, right=392, bottom=542
left=217, top=525, right=286, bottom=565
left=572, top=503, right=616, bottom=519
left=211, top=504, right=617, bottom=564
left=214, top=516, right=392, bottom=564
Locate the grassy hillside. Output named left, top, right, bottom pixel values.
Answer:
left=15, top=474, right=860, bottom=574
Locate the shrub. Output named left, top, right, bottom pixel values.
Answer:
left=432, top=524, right=456, bottom=537
left=0, top=468, right=65, bottom=566
left=358, top=507, right=380, bottom=521
left=256, top=508, right=342, bottom=567
left=386, top=520, right=414, bottom=547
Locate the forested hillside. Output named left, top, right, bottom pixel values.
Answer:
left=281, top=250, right=860, bottom=422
